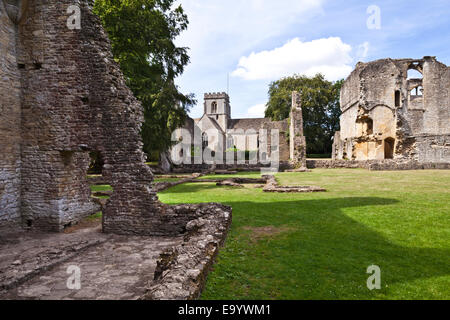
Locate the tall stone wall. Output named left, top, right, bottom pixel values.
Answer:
left=0, top=0, right=158, bottom=232
left=415, top=135, right=450, bottom=163
left=0, top=0, right=232, bottom=238
left=0, top=1, right=22, bottom=228
left=262, top=119, right=290, bottom=162
left=333, top=57, right=450, bottom=164
left=289, top=91, right=307, bottom=169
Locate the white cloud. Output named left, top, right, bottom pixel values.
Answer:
left=232, top=37, right=353, bottom=81
left=176, top=0, right=325, bottom=67
left=246, top=103, right=267, bottom=118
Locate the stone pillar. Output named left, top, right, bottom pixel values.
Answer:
left=289, top=91, right=308, bottom=171
left=332, top=131, right=341, bottom=160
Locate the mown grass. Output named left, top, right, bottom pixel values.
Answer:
left=90, top=185, right=113, bottom=193
left=158, top=169, right=450, bottom=300
left=154, top=178, right=181, bottom=183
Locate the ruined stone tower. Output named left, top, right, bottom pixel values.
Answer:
left=333, top=57, right=450, bottom=163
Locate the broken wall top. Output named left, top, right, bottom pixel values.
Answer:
left=340, top=57, right=449, bottom=112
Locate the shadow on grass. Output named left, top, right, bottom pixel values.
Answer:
left=199, top=197, right=450, bottom=299
left=165, top=182, right=229, bottom=193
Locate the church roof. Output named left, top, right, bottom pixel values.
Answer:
left=228, top=118, right=271, bottom=130
left=198, top=114, right=225, bottom=133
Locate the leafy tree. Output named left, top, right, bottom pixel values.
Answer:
left=265, top=74, right=343, bottom=155
left=93, top=0, right=195, bottom=159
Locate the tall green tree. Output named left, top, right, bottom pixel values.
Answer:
left=265, top=74, right=343, bottom=155
left=93, top=0, right=195, bottom=159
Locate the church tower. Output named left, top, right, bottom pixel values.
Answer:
left=204, top=92, right=231, bottom=132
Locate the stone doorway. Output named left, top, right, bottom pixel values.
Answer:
left=384, top=137, right=395, bottom=159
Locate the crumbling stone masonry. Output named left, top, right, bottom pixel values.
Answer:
left=289, top=91, right=307, bottom=170
left=333, top=57, right=450, bottom=163
left=0, top=0, right=231, bottom=241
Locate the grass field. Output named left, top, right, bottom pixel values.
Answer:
left=158, top=169, right=450, bottom=300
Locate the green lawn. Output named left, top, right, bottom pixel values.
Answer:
left=90, top=185, right=113, bottom=193
left=154, top=178, right=182, bottom=183
left=158, top=169, right=450, bottom=300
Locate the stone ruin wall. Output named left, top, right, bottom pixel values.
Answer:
left=0, top=0, right=232, bottom=238
left=227, top=117, right=291, bottom=163
left=0, top=1, right=22, bottom=228
left=3, top=0, right=156, bottom=232
left=289, top=91, right=307, bottom=169
left=333, top=57, right=450, bottom=163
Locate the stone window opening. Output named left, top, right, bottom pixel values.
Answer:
left=357, top=117, right=374, bottom=136
left=395, top=90, right=401, bottom=107
left=407, top=67, right=423, bottom=80
left=202, top=132, right=208, bottom=149
left=60, top=151, right=74, bottom=166
left=410, top=86, right=423, bottom=97
left=17, top=63, right=25, bottom=69
left=211, top=101, right=217, bottom=114
left=33, top=62, right=42, bottom=70
left=88, top=151, right=105, bottom=175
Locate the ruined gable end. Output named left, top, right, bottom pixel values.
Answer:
left=333, top=57, right=450, bottom=164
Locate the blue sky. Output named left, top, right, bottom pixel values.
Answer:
left=175, top=0, right=450, bottom=119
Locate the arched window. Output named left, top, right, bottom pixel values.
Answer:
left=211, top=101, right=218, bottom=114
left=407, top=63, right=423, bottom=79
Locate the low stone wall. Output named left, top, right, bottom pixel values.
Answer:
left=172, top=162, right=293, bottom=173
left=306, top=159, right=450, bottom=171
left=262, top=175, right=326, bottom=193
left=153, top=173, right=204, bottom=192
left=143, top=203, right=232, bottom=300
left=87, top=175, right=109, bottom=185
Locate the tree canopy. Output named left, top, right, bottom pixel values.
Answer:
left=93, top=0, right=195, bottom=159
left=265, top=74, right=343, bottom=155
